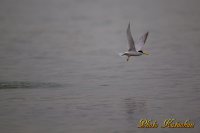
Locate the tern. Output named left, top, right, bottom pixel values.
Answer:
left=119, top=22, right=149, bottom=61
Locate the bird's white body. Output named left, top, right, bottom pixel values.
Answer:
left=119, top=22, right=149, bottom=61
left=123, top=51, right=142, bottom=56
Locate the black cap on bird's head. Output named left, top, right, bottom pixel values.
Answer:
left=138, top=50, right=149, bottom=55
left=138, top=50, right=143, bottom=53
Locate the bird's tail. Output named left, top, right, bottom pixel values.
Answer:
left=118, top=52, right=125, bottom=56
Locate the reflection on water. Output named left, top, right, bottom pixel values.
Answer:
left=124, top=97, right=147, bottom=123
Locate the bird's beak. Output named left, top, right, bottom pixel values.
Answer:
left=143, top=51, right=149, bottom=55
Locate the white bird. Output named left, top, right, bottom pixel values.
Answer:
left=119, top=22, right=149, bottom=61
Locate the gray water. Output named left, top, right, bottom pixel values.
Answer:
left=0, top=0, right=200, bottom=133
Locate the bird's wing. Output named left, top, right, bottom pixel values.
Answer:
left=135, top=32, right=148, bottom=51
left=127, top=22, right=136, bottom=51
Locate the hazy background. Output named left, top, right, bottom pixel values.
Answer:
left=0, top=0, right=200, bottom=133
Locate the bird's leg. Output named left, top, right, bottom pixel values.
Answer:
left=127, top=56, right=130, bottom=61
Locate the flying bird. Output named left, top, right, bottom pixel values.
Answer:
left=119, top=22, right=149, bottom=61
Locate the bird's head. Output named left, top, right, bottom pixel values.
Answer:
left=138, top=50, right=149, bottom=55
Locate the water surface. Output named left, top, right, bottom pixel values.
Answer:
left=0, top=0, right=200, bottom=133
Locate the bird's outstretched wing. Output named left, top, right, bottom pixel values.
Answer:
left=127, top=22, right=136, bottom=51
left=135, top=32, right=148, bottom=51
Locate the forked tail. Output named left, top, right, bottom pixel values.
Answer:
left=118, top=52, right=125, bottom=56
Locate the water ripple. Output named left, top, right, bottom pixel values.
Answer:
left=0, top=81, right=63, bottom=89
